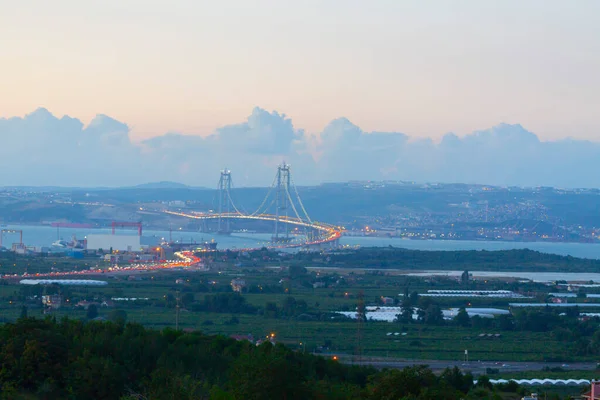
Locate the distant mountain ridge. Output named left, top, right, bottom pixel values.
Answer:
left=128, top=181, right=192, bottom=189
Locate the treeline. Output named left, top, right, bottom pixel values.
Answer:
left=297, top=248, right=600, bottom=272
left=0, top=317, right=555, bottom=400
left=189, top=293, right=316, bottom=320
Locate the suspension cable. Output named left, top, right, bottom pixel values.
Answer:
left=227, top=177, right=246, bottom=215
left=250, top=174, right=278, bottom=216
left=290, top=175, right=313, bottom=224
left=285, top=185, right=303, bottom=222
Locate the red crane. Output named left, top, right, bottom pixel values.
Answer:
left=111, top=221, right=142, bottom=236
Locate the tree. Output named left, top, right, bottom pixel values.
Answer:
left=19, top=305, right=28, bottom=319
left=409, top=291, right=419, bottom=305
left=461, top=270, right=470, bottom=285
left=367, top=365, right=436, bottom=399
left=86, top=304, right=98, bottom=319
left=289, top=265, right=307, bottom=279
left=181, top=292, right=195, bottom=308
left=264, top=302, right=279, bottom=318
left=476, top=375, right=493, bottom=390
left=420, top=304, right=444, bottom=325
left=454, top=308, right=470, bottom=327
left=399, top=300, right=414, bottom=323
left=440, top=366, right=473, bottom=393
left=495, top=314, right=515, bottom=331
left=282, top=296, right=298, bottom=317
left=228, top=345, right=308, bottom=400
left=108, top=309, right=127, bottom=326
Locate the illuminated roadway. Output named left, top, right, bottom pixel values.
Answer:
left=3, top=251, right=203, bottom=280
left=1, top=213, right=341, bottom=279
left=164, top=210, right=342, bottom=249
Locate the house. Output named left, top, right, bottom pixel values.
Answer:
left=582, top=381, right=600, bottom=399
left=231, top=278, right=246, bottom=293
left=42, top=294, right=62, bottom=309
left=312, top=282, right=326, bottom=289
left=230, top=334, right=254, bottom=342
left=522, top=395, right=538, bottom=400
left=381, top=297, right=395, bottom=305
left=101, top=300, right=115, bottom=308
left=175, top=279, right=185, bottom=284
left=76, top=300, right=100, bottom=310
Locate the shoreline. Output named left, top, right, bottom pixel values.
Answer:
left=5, top=222, right=600, bottom=246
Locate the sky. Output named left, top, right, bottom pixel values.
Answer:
left=1, top=0, right=599, bottom=142
left=1, top=1, right=600, bottom=188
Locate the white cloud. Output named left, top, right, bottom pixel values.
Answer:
left=2, top=108, right=600, bottom=188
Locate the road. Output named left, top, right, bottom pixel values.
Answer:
left=331, top=356, right=597, bottom=375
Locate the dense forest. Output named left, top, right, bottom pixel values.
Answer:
left=0, top=317, right=544, bottom=399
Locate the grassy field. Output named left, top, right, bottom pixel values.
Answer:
left=0, top=302, right=579, bottom=362
left=1, top=261, right=596, bottom=363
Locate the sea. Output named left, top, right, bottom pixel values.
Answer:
left=2, top=224, right=600, bottom=260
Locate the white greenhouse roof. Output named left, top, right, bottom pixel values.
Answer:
left=19, top=279, right=108, bottom=286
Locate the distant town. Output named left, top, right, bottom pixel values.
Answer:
left=1, top=180, right=599, bottom=249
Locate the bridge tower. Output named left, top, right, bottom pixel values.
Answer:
left=218, top=169, right=232, bottom=233
left=274, top=163, right=291, bottom=242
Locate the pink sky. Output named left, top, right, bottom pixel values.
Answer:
left=1, top=0, right=598, bottom=141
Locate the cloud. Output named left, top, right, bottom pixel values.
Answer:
left=139, top=107, right=313, bottom=187
left=212, top=107, right=303, bottom=155
left=315, top=118, right=409, bottom=182
left=0, top=108, right=143, bottom=186
left=2, top=107, right=600, bottom=188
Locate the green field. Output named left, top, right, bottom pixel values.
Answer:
left=2, top=254, right=599, bottom=364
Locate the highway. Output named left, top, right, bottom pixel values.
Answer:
left=2, top=251, right=203, bottom=280
left=335, top=356, right=598, bottom=375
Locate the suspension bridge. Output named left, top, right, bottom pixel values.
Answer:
left=165, top=163, right=342, bottom=249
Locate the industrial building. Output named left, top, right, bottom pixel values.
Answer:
left=86, top=234, right=141, bottom=252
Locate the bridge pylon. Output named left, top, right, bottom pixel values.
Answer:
left=273, top=163, right=292, bottom=243
left=217, top=169, right=232, bottom=234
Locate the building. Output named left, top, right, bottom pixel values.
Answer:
left=86, top=234, right=141, bottom=252
left=104, top=254, right=121, bottom=263
left=76, top=300, right=99, bottom=310
left=231, top=278, right=246, bottom=293
left=381, top=296, right=395, bottom=305
left=582, top=381, right=600, bottom=400
left=230, top=334, right=254, bottom=342
left=522, top=394, right=538, bottom=400
left=101, top=300, right=115, bottom=308
left=137, top=254, right=156, bottom=262
left=42, top=295, right=62, bottom=309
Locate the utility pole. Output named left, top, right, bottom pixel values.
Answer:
left=356, top=291, right=365, bottom=363
left=175, top=290, right=180, bottom=331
